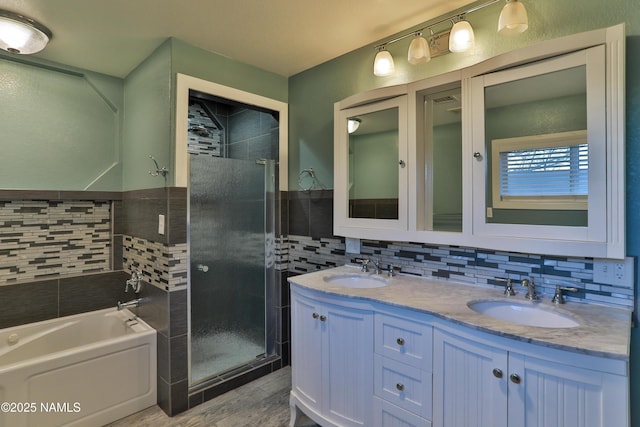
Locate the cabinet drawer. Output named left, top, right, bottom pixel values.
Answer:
left=375, top=355, right=432, bottom=420
left=374, top=396, right=432, bottom=427
left=375, top=313, right=433, bottom=370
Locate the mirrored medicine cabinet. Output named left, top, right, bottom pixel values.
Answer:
left=334, top=24, right=625, bottom=258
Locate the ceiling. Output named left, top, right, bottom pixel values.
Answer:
left=0, top=0, right=475, bottom=78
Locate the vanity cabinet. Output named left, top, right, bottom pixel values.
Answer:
left=373, top=312, right=434, bottom=427
left=289, top=284, right=374, bottom=427
left=433, top=325, right=629, bottom=427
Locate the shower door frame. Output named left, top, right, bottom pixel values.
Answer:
left=175, top=74, right=288, bottom=389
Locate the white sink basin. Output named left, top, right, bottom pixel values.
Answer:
left=467, top=300, right=579, bottom=328
left=324, top=274, right=388, bottom=289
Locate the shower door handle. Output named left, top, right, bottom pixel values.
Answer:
left=196, top=264, right=209, bottom=273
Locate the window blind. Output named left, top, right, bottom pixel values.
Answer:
left=499, top=144, right=588, bottom=198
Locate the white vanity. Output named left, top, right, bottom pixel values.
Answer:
left=288, top=266, right=630, bottom=427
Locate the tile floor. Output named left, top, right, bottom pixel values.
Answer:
left=108, top=367, right=320, bottom=427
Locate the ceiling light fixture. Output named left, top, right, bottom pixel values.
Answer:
left=372, top=0, right=528, bottom=76
left=0, top=9, right=51, bottom=55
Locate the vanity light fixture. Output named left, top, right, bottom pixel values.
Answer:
left=373, top=46, right=395, bottom=77
left=407, top=31, right=431, bottom=65
left=372, top=0, right=528, bottom=76
left=347, top=118, right=361, bottom=134
left=498, top=0, right=528, bottom=35
left=0, top=9, right=51, bottom=54
left=449, top=17, right=475, bottom=53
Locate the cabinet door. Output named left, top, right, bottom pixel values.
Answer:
left=323, top=302, right=374, bottom=427
left=508, top=353, right=629, bottom=427
left=433, top=329, right=508, bottom=427
left=471, top=45, right=612, bottom=255
left=334, top=94, right=409, bottom=238
left=290, top=292, right=323, bottom=409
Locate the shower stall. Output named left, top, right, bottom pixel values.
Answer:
left=187, top=90, right=279, bottom=387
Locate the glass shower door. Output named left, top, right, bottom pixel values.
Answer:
left=189, top=155, right=268, bottom=384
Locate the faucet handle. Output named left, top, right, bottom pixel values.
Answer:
left=387, top=264, right=400, bottom=277
left=355, top=258, right=370, bottom=272
left=521, top=277, right=539, bottom=300
left=496, top=278, right=516, bottom=296
left=552, top=285, right=579, bottom=304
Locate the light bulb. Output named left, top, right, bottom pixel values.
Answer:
left=498, top=0, right=528, bottom=35
left=373, top=49, right=395, bottom=76
left=449, top=20, right=475, bottom=53
left=408, top=34, right=431, bottom=65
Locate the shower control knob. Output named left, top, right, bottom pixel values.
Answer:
left=196, top=264, right=209, bottom=272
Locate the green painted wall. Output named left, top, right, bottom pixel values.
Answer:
left=122, top=40, right=172, bottom=191
left=0, top=54, right=123, bottom=191
left=288, top=1, right=640, bottom=425
left=121, top=38, right=288, bottom=190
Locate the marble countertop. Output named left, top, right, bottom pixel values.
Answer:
left=288, top=265, right=631, bottom=361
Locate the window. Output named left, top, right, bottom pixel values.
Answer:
left=491, top=130, right=588, bottom=210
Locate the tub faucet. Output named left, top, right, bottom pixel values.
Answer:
left=117, top=298, right=142, bottom=311
left=125, top=270, right=142, bottom=294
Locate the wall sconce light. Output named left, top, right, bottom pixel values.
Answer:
left=0, top=9, right=52, bottom=54
left=347, top=118, right=361, bottom=134
left=372, top=0, right=528, bottom=76
left=373, top=46, right=395, bottom=77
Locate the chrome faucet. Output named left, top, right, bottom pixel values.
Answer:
left=552, top=285, right=578, bottom=304
left=357, top=257, right=382, bottom=274
left=497, top=278, right=516, bottom=296
left=117, top=298, right=142, bottom=311
left=125, top=270, right=142, bottom=294
left=521, top=277, right=539, bottom=300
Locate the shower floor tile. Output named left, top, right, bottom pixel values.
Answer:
left=191, top=331, right=266, bottom=383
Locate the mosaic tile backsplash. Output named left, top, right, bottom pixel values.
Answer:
left=0, top=200, right=111, bottom=284
left=122, top=235, right=188, bottom=290
left=285, top=234, right=634, bottom=310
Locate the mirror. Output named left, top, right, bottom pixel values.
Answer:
left=348, top=107, right=399, bottom=219
left=483, top=64, right=589, bottom=227
left=420, top=87, right=463, bottom=232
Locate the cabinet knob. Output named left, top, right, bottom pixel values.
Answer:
left=396, top=383, right=405, bottom=392
left=492, top=368, right=503, bottom=378
left=399, top=160, right=406, bottom=168
left=396, top=337, right=405, bottom=346
left=312, top=312, right=319, bottom=319
left=320, top=315, right=327, bottom=322
left=473, top=152, right=483, bottom=159
left=510, top=373, right=521, bottom=384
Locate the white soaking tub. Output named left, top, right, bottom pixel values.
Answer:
left=0, top=307, right=157, bottom=427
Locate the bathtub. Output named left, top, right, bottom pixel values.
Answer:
left=0, top=307, right=156, bottom=427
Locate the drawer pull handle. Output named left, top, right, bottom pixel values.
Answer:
left=510, top=373, right=521, bottom=384
left=396, top=338, right=405, bottom=346
left=312, top=313, right=319, bottom=319
left=396, top=383, right=405, bottom=392
left=492, top=368, right=503, bottom=378
left=319, top=315, right=327, bottom=322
